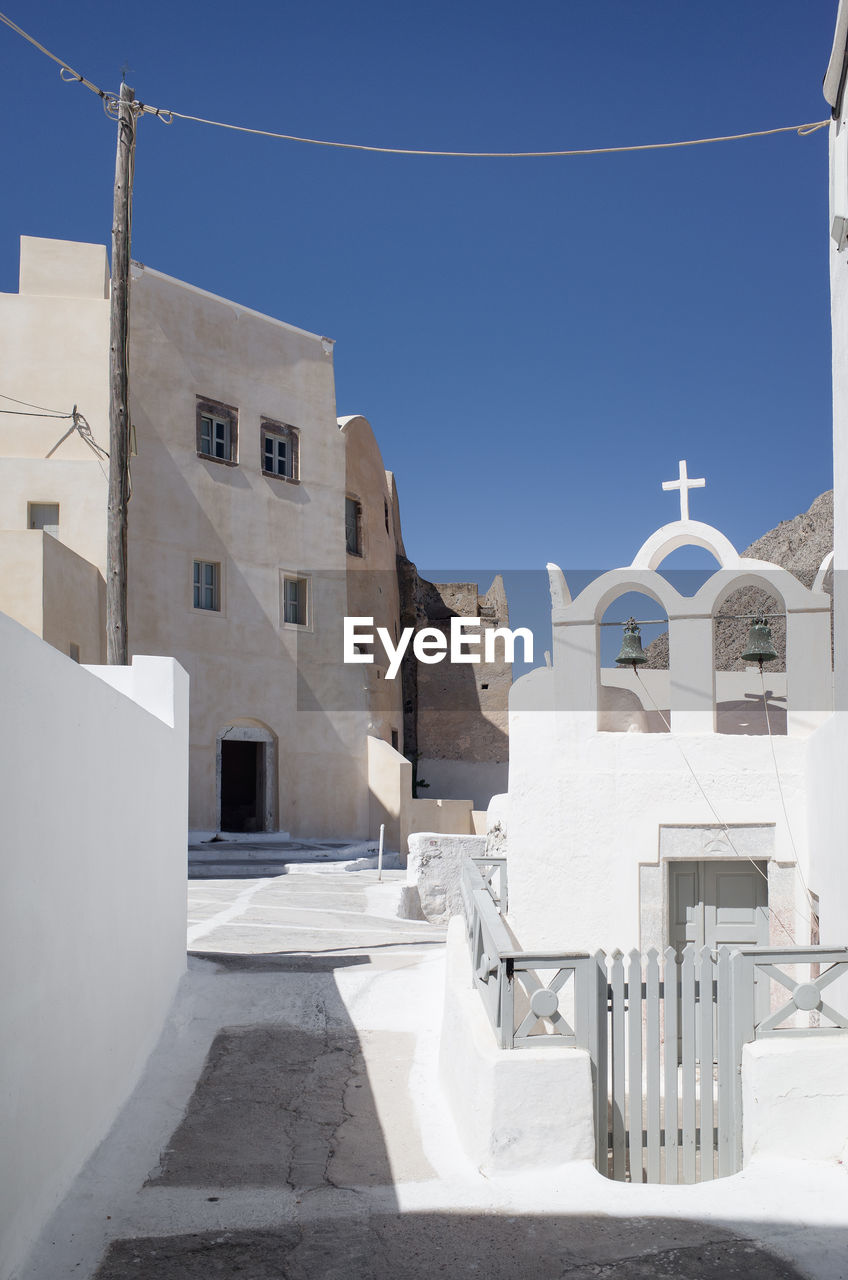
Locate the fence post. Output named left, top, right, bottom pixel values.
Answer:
left=645, top=948, right=661, bottom=1184
left=697, top=945, right=715, bottom=1181
left=610, top=950, right=626, bottom=1180
left=576, top=950, right=609, bottom=1173
left=680, top=944, right=697, bottom=1183
left=663, top=946, right=679, bottom=1184
left=729, top=948, right=753, bottom=1173
left=627, top=949, right=643, bottom=1183
left=716, top=946, right=734, bottom=1177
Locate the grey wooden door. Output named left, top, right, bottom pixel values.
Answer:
left=669, top=859, right=770, bottom=1047
left=669, top=860, right=769, bottom=955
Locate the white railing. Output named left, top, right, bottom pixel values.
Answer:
left=459, top=856, right=848, bottom=1184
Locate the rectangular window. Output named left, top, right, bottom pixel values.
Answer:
left=193, top=560, right=220, bottom=611
left=69, top=642, right=80, bottom=663
left=28, top=502, right=59, bottom=534
left=261, top=422, right=299, bottom=479
left=345, top=497, right=362, bottom=556
left=196, top=398, right=238, bottom=463
left=282, top=575, right=307, bottom=625
left=200, top=415, right=230, bottom=459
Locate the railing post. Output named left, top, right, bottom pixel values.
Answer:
left=575, top=952, right=608, bottom=1172
left=716, top=947, right=735, bottom=1178
left=500, top=957, right=515, bottom=1049
left=729, top=948, right=752, bottom=1173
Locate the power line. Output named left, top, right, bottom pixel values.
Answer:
left=0, top=390, right=72, bottom=415
left=0, top=9, right=831, bottom=160
left=0, top=10, right=112, bottom=103
left=0, top=409, right=71, bottom=418
left=151, top=112, right=830, bottom=158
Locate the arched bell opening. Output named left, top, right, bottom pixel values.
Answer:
left=597, top=590, right=670, bottom=733
left=713, top=580, right=786, bottom=737
left=654, top=543, right=723, bottom=599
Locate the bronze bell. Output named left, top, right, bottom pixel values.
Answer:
left=615, top=617, right=647, bottom=668
left=741, top=615, right=779, bottom=667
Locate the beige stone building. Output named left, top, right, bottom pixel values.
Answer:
left=0, top=236, right=402, bottom=837
left=0, top=235, right=508, bottom=840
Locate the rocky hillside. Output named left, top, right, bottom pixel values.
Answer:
left=643, top=490, right=832, bottom=671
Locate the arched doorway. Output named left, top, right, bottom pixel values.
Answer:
left=216, top=722, right=277, bottom=833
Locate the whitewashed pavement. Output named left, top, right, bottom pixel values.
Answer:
left=18, top=850, right=848, bottom=1280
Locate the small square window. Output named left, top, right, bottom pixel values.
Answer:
left=28, top=502, right=59, bottom=534
left=196, top=398, right=237, bottom=463
left=345, top=497, right=362, bottom=556
left=262, top=421, right=299, bottom=479
left=282, top=575, right=308, bottom=626
left=193, top=560, right=220, bottom=611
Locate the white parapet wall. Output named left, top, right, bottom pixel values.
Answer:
left=367, top=735, right=474, bottom=865
left=742, top=1032, right=848, bottom=1166
left=439, top=917, right=596, bottom=1173
left=0, top=611, right=189, bottom=1280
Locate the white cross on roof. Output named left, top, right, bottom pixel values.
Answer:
left=662, top=459, right=705, bottom=521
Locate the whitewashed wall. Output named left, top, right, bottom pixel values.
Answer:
left=506, top=665, right=810, bottom=953
left=0, top=611, right=189, bottom=1280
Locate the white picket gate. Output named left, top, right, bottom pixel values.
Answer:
left=603, top=945, right=739, bottom=1184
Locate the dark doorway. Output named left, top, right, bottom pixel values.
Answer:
left=220, top=740, right=264, bottom=832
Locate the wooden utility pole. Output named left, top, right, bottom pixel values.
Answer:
left=106, top=81, right=136, bottom=664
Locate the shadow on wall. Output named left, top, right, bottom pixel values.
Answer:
left=716, top=691, right=787, bottom=736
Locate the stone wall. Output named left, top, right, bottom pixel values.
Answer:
left=398, top=564, right=510, bottom=809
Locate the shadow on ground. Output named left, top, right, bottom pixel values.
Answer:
left=89, top=948, right=821, bottom=1280
left=188, top=950, right=373, bottom=972
left=94, top=1214, right=810, bottom=1279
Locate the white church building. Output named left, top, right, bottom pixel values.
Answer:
left=505, top=463, right=833, bottom=958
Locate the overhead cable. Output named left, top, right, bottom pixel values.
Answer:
left=0, top=9, right=113, bottom=103
left=0, top=9, right=831, bottom=159
left=149, top=112, right=831, bottom=157
left=0, top=390, right=72, bottom=416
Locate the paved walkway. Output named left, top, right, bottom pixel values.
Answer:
left=20, top=861, right=848, bottom=1279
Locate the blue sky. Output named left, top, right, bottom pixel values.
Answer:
left=0, top=1, right=838, bottom=624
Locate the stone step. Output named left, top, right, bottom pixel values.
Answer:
left=188, top=863, right=292, bottom=879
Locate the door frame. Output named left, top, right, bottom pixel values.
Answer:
left=216, top=721, right=277, bottom=833
left=639, top=824, right=798, bottom=956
